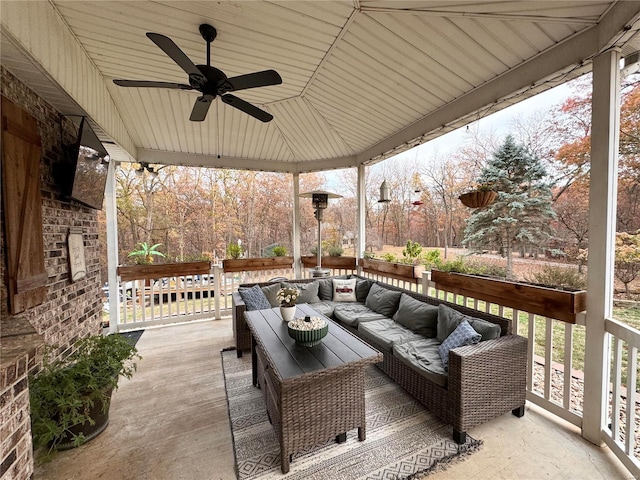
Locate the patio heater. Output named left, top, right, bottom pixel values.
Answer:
left=299, top=190, right=342, bottom=277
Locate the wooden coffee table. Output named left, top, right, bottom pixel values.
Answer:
left=245, top=303, right=382, bottom=473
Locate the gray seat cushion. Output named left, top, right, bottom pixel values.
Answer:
left=333, top=303, right=387, bottom=327
left=394, top=339, right=448, bottom=388
left=309, top=301, right=335, bottom=318
left=358, top=319, right=424, bottom=352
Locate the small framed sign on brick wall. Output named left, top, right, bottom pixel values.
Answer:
left=68, top=227, right=87, bottom=282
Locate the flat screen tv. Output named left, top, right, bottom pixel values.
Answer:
left=59, top=117, right=110, bottom=210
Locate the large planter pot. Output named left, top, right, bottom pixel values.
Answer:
left=430, top=270, right=586, bottom=324
left=222, top=256, right=294, bottom=273
left=359, top=258, right=424, bottom=284
left=300, top=255, right=357, bottom=269
left=458, top=190, right=497, bottom=208
left=55, top=386, right=114, bottom=450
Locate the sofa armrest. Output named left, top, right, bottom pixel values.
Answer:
left=232, top=291, right=248, bottom=344
left=447, top=334, right=527, bottom=432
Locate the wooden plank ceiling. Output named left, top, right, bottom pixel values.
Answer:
left=2, top=1, right=640, bottom=173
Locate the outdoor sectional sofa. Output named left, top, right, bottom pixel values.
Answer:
left=232, top=274, right=527, bottom=443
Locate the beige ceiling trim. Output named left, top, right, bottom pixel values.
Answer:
left=360, top=7, right=598, bottom=25
left=137, top=148, right=357, bottom=174
left=356, top=0, right=640, bottom=166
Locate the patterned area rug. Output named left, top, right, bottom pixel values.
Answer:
left=222, top=350, right=482, bottom=479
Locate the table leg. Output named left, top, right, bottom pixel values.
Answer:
left=358, top=425, right=366, bottom=441
left=251, top=335, right=258, bottom=387
left=336, top=433, right=347, bottom=443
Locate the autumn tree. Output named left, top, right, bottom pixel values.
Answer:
left=463, top=136, right=556, bottom=278
left=615, top=230, right=640, bottom=296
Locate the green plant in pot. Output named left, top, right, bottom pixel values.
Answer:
left=29, top=334, right=141, bottom=459
left=128, top=242, right=166, bottom=265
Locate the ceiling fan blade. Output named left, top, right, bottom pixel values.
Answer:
left=219, top=70, right=282, bottom=93
left=190, top=96, right=213, bottom=122
left=221, top=94, right=273, bottom=123
left=146, top=33, right=205, bottom=83
left=113, top=79, right=193, bottom=90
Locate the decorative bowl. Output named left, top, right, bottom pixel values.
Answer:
left=287, top=317, right=328, bottom=347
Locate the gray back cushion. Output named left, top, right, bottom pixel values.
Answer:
left=317, top=278, right=334, bottom=301
left=393, top=293, right=439, bottom=337
left=436, top=304, right=501, bottom=342
left=355, top=278, right=374, bottom=303
left=365, top=283, right=402, bottom=318
left=283, top=281, right=320, bottom=304
left=238, top=284, right=271, bottom=311
left=261, top=282, right=282, bottom=307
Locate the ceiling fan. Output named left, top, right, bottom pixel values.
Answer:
left=113, top=24, right=282, bottom=122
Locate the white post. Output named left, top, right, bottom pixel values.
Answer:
left=105, top=159, right=120, bottom=334
left=357, top=165, right=366, bottom=273
left=293, top=173, right=301, bottom=278
left=582, top=49, right=620, bottom=445
left=213, top=264, right=221, bottom=320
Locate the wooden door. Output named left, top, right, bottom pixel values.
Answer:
left=1, top=96, right=47, bottom=314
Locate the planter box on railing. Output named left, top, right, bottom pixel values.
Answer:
left=300, top=256, right=357, bottom=269
left=359, top=258, right=424, bottom=284
left=222, top=256, right=294, bottom=273
left=117, top=261, right=211, bottom=281
left=430, top=270, right=586, bottom=324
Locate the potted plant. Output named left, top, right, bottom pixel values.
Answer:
left=277, top=286, right=299, bottom=322
left=127, top=242, right=166, bottom=265
left=458, top=182, right=497, bottom=208
left=29, top=334, right=141, bottom=459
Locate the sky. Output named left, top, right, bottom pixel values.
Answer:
left=319, top=80, right=576, bottom=190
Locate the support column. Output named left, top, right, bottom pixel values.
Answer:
left=292, top=173, right=301, bottom=278
left=357, top=165, right=366, bottom=261
left=582, top=49, right=620, bottom=445
left=105, top=158, right=120, bottom=334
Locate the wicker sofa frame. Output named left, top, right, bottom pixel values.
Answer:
left=232, top=276, right=527, bottom=444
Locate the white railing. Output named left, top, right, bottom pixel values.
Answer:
left=115, top=263, right=226, bottom=331
left=603, top=317, right=640, bottom=476
left=359, top=270, right=423, bottom=293
left=422, top=273, right=584, bottom=428
left=422, top=271, right=640, bottom=477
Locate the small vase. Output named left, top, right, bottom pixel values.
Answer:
left=280, top=305, right=296, bottom=322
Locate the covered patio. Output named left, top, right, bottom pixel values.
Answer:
left=2, top=1, right=640, bottom=478
left=34, top=318, right=631, bottom=479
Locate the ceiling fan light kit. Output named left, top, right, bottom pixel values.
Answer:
left=113, top=24, right=281, bottom=122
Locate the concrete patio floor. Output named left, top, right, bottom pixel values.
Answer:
left=34, top=318, right=632, bottom=480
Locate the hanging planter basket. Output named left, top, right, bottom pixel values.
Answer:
left=458, top=190, right=497, bottom=208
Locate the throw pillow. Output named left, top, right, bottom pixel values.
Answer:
left=261, top=282, right=282, bottom=307
left=317, top=278, right=334, bottom=301
left=438, top=320, right=481, bottom=370
left=355, top=278, right=373, bottom=303
left=365, top=283, right=402, bottom=318
left=238, top=284, right=271, bottom=311
left=332, top=278, right=357, bottom=302
left=436, top=304, right=502, bottom=342
left=283, top=281, right=320, bottom=304
left=393, top=293, right=439, bottom=337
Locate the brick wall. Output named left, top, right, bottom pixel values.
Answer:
left=1, top=67, right=103, bottom=480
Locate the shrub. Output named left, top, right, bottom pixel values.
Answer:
left=402, top=240, right=423, bottom=264
left=526, top=265, right=586, bottom=290
left=363, top=251, right=375, bottom=259
left=327, top=244, right=344, bottom=256
left=437, top=257, right=468, bottom=273
left=272, top=245, right=287, bottom=256
left=226, top=242, right=243, bottom=259
left=423, top=249, right=441, bottom=270
left=381, top=252, right=397, bottom=262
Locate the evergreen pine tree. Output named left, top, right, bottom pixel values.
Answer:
left=462, top=135, right=556, bottom=278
